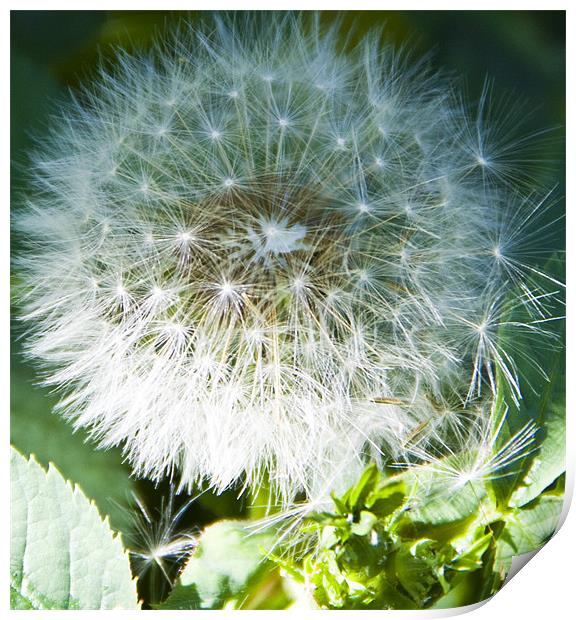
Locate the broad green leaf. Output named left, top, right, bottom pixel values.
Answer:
left=495, top=493, right=563, bottom=573
left=159, top=520, right=274, bottom=609
left=510, top=405, right=565, bottom=507
left=10, top=447, right=139, bottom=610
left=406, top=473, right=484, bottom=526
left=320, top=524, right=339, bottom=548
left=393, top=548, right=437, bottom=605
left=450, top=533, right=493, bottom=572
left=488, top=353, right=539, bottom=506
left=430, top=572, right=483, bottom=609
left=489, top=278, right=565, bottom=507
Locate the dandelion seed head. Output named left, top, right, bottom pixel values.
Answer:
left=15, top=13, right=560, bottom=504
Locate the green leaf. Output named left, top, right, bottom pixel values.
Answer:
left=429, top=572, right=483, bottom=609
left=10, top=446, right=139, bottom=610
left=510, top=403, right=565, bottom=507
left=495, top=493, right=563, bottom=573
left=366, top=478, right=406, bottom=518
left=393, top=548, right=438, bottom=605
left=350, top=511, right=378, bottom=536
left=489, top=283, right=565, bottom=507
left=489, top=365, right=537, bottom=506
left=450, top=533, right=493, bottom=572
left=344, top=463, right=380, bottom=511
left=406, top=472, right=484, bottom=527
left=159, top=520, right=274, bottom=610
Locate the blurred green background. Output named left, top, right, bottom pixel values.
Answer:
left=10, top=9, right=565, bottom=605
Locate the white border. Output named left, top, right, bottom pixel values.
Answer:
left=5, top=3, right=571, bottom=617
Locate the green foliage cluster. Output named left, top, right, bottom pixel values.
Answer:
left=275, top=456, right=564, bottom=610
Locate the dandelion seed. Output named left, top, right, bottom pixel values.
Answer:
left=291, top=277, right=306, bottom=293
left=218, top=280, right=235, bottom=297
left=176, top=230, right=195, bottom=245
left=357, top=202, right=370, bottom=214
left=476, top=155, right=489, bottom=167
left=125, top=489, right=197, bottom=604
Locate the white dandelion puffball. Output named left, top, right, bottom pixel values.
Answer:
left=16, top=14, right=557, bottom=503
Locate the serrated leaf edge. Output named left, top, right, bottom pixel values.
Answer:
left=10, top=446, right=141, bottom=610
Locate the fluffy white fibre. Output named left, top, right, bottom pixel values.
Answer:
left=15, top=13, right=559, bottom=503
